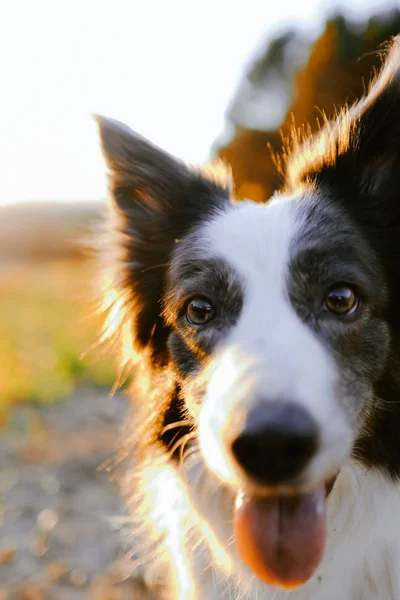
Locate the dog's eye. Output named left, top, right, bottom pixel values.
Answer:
left=186, top=298, right=215, bottom=326
left=325, top=285, right=359, bottom=315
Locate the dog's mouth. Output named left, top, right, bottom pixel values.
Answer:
left=233, top=475, right=338, bottom=590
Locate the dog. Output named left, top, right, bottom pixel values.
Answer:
left=94, top=37, right=400, bottom=599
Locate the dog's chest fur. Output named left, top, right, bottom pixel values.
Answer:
left=132, top=459, right=400, bottom=600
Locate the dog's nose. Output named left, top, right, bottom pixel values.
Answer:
left=231, top=403, right=318, bottom=485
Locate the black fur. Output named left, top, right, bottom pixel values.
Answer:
left=95, top=116, right=232, bottom=365
left=285, top=41, right=400, bottom=478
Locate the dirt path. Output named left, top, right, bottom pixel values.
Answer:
left=0, top=390, right=155, bottom=600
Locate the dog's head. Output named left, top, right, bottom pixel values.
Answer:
left=96, top=38, right=400, bottom=589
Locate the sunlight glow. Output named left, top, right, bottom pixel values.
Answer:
left=146, top=464, right=197, bottom=600
left=0, top=0, right=391, bottom=205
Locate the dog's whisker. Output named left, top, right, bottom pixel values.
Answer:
left=140, top=262, right=170, bottom=273
left=179, top=434, right=194, bottom=463
left=161, top=419, right=194, bottom=435
left=168, top=431, right=197, bottom=459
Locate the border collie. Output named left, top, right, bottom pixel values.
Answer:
left=94, top=37, right=400, bottom=599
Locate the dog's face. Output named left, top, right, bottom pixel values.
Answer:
left=166, top=193, right=388, bottom=494
left=96, top=38, right=400, bottom=589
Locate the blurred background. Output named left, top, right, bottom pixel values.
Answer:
left=1, top=0, right=400, bottom=597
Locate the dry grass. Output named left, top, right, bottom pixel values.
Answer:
left=0, top=259, right=116, bottom=424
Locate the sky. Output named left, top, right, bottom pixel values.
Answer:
left=0, top=0, right=395, bottom=205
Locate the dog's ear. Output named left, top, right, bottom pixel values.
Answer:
left=287, top=37, right=400, bottom=205
left=286, top=38, right=400, bottom=323
left=95, top=116, right=232, bottom=363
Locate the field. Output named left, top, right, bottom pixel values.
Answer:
left=0, top=258, right=116, bottom=424
left=0, top=252, right=157, bottom=597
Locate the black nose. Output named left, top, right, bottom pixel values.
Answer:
left=231, top=403, right=318, bottom=485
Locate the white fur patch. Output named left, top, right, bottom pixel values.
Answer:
left=131, top=454, right=400, bottom=599
left=197, top=196, right=352, bottom=491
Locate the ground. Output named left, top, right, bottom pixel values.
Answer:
left=0, top=389, right=155, bottom=600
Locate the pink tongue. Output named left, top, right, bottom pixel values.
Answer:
left=234, top=486, right=326, bottom=590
